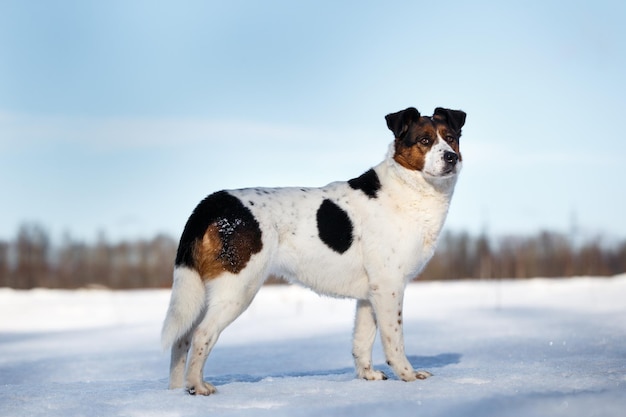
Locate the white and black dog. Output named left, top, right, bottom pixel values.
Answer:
left=162, top=106, right=466, bottom=395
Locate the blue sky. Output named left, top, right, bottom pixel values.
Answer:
left=1, top=0, right=625, bottom=243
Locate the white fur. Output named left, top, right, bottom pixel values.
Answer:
left=161, top=267, right=206, bottom=350
left=162, top=138, right=461, bottom=394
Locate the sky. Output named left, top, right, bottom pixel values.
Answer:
left=1, top=0, right=625, bottom=244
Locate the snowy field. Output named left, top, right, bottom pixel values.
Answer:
left=1, top=276, right=625, bottom=417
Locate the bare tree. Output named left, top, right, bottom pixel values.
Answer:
left=14, top=224, right=50, bottom=288
left=0, top=241, right=9, bottom=287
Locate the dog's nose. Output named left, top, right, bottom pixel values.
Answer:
left=444, top=151, right=458, bottom=165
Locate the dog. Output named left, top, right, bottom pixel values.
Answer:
left=161, top=106, right=466, bottom=395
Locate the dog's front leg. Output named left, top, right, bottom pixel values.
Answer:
left=353, top=299, right=387, bottom=380
left=369, top=286, right=432, bottom=382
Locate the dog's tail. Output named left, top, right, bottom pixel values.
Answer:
left=161, top=267, right=206, bottom=350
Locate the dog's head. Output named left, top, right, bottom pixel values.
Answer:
left=386, top=107, right=466, bottom=179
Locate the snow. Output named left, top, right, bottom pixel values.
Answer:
left=1, top=276, right=625, bottom=417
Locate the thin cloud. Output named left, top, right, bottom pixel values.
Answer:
left=0, top=111, right=377, bottom=152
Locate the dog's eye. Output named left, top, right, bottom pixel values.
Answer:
left=419, top=137, right=431, bottom=146
left=445, top=135, right=455, bottom=143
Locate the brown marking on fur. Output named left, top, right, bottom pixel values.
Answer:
left=194, top=224, right=225, bottom=280
left=393, top=141, right=426, bottom=171
left=393, top=118, right=437, bottom=171
left=193, top=217, right=263, bottom=281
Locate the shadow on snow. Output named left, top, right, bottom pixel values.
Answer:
left=207, top=353, right=462, bottom=386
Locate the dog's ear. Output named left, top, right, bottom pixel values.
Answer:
left=385, top=107, right=421, bottom=139
left=433, top=107, right=466, bottom=133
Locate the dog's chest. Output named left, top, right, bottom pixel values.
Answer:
left=363, top=192, right=448, bottom=277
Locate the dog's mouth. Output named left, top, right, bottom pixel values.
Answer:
left=441, top=166, right=457, bottom=176
left=424, top=166, right=458, bottom=178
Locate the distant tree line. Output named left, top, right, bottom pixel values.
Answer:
left=0, top=224, right=177, bottom=289
left=0, top=223, right=625, bottom=289
left=422, top=230, right=626, bottom=280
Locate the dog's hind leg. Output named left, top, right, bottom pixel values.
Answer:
left=353, top=299, right=387, bottom=380
left=168, top=327, right=193, bottom=389
left=184, top=272, right=265, bottom=395
left=162, top=267, right=208, bottom=389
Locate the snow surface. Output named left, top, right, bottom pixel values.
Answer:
left=1, top=276, right=625, bottom=417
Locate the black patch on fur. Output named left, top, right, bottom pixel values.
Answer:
left=316, top=199, right=354, bottom=254
left=348, top=169, right=381, bottom=198
left=175, top=191, right=262, bottom=268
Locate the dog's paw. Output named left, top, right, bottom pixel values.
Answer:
left=399, top=369, right=433, bottom=381
left=359, top=368, right=388, bottom=381
left=416, top=370, right=433, bottom=380
left=187, top=381, right=217, bottom=396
